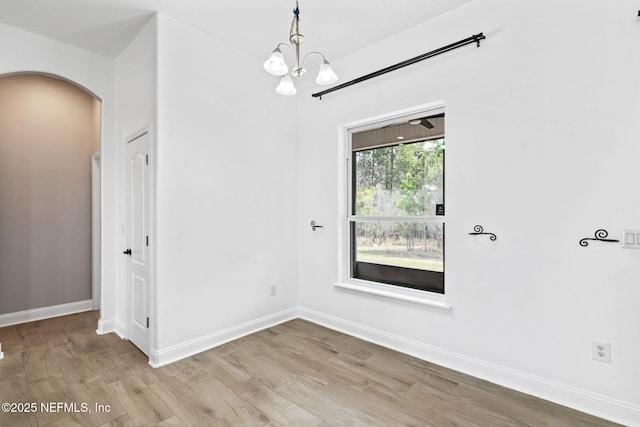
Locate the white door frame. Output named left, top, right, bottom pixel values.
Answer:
left=91, top=152, right=101, bottom=311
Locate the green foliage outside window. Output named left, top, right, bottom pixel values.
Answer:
left=355, top=138, right=444, bottom=216
left=354, top=138, right=444, bottom=270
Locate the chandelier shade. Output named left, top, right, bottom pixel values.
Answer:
left=264, top=48, right=288, bottom=76
left=264, top=0, right=337, bottom=95
left=315, top=60, right=338, bottom=85
left=275, top=74, right=297, bottom=95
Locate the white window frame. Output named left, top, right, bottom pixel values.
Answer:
left=336, top=100, right=451, bottom=311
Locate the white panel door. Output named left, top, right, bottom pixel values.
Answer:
left=126, top=131, right=150, bottom=355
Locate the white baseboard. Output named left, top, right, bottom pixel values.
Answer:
left=298, top=307, right=640, bottom=427
left=149, top=307, right=298, bottom=368
left=115, top=319, right=127, bottom=340
left=97, top=318, right=127, bottom=341
left=0, top=300, right=93, bottom=328
left=96, top=318, right=115, bottom=335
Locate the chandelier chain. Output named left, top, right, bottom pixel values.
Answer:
left=290, top=0, right=300, bottom=41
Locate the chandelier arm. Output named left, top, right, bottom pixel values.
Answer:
left=300, top=51, right=327, bottom=69
left=277, top=42, right=297, bottom=59
left=277, top=42, right=301, bottom=71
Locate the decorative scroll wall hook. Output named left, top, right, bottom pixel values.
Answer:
left=311, top=220, right=323, bottom=231
left=468, top=225, right=497, bottom=241
left=579, top=229, right=619, bottom=247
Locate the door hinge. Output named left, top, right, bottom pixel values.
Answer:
left=146, top=317, right=149, bottom=328
left=146, top=154, right=149, bottom=165
left=146, top=235, right=149, bottom=246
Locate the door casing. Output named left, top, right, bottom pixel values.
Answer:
left=91, top=152, right=101, bottom=310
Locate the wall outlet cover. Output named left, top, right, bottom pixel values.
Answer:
left=592, top=341, right=611, bottom=363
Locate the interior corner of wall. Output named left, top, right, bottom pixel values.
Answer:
left=96, top=318, right=115, bottom=335
left=114, top=319, right=128, bottom=340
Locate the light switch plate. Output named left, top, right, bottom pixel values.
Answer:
left=621, top=230, right=640, bottom=249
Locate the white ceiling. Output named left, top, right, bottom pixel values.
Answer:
left=0, top=0, right=471, bottom=59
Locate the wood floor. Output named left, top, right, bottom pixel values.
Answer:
left=0, top=311, right=619, bottom=426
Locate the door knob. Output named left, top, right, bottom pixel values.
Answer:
left=123, top=249, right=132, bottom=256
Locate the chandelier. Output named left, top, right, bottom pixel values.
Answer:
left=263, top=0, right=338, bottom=95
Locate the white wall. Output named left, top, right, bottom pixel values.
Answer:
left=296, top=0, right=640, bottom=424
left=0, top=23, right=118, bottom=330
left=153, top=14, right=299, bottom=362
left=114, top=15, right=158, bottom=339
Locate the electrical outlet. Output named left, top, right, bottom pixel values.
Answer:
left=592, top=341, right=611, bottom=363
left=270, top=284, right=277, bottom=296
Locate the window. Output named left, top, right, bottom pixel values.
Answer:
left=347, top=111, right=445, bottom=294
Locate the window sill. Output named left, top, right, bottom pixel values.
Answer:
left=334, top=280, right=452, bottom=311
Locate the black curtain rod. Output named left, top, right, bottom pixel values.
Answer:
left=312, top=32, right=485, bottom=99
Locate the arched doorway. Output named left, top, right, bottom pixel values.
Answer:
left=0, top=73, right=102, bottom=321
